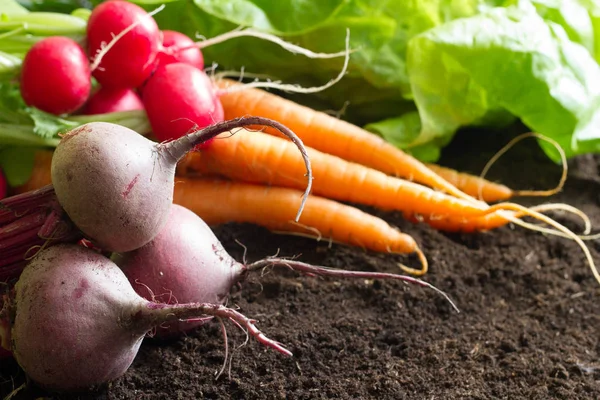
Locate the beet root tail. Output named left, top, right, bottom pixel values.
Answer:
left=136, top=301, right=292, bottom=356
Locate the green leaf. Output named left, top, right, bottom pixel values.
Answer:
left=406, top=1, right=600, bottom=161
left=27, top=107, right=79, bottom=138
left=0, top=146, right=36, bottom=186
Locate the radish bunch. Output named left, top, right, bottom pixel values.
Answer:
left=20, top=0, right=219, bottom=140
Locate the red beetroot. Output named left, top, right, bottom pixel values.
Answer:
left=50, top=118, right=311, bottom=253
left=9, top=244, right=289, bottom=391
left=20, top=36, right=91, bottom=115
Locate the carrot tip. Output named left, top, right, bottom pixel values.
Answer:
left=398, top=246, right=428, bottom=276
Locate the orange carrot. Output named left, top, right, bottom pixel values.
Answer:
left=425, top=163, right=513, bottom=203
left=173, top=176, right=425, bottom=264
left=214, top=78, right=478, bottom=203
left=177, top=129, right=508, bottom=228
left=13, top=150, right=53, bottom=195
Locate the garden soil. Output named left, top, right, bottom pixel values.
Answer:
left=2, top=124, right=600, bottom=399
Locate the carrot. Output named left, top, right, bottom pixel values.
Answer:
left=214, top=78, right=480, bottom=203
left=424, top=163, right=513, bottom=203
left=177, top=129, right=518, bottom=229
left=173, top=176, right=427, bottom=272
left=12, top=150, right=53, bottom=195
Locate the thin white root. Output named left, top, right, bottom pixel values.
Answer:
left=214, top=317, right=229, bottom=380
left=90, top=4, right=165, bottom=72
left=491, top=204, right=600, bottom=286
left=196, top=27, right=353, bottom=59
left=479, top=132, right=568, bottom=200
left=214, top=28, right=351, bottom=96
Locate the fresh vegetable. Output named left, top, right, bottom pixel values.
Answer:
left=50, top=118, right=311, bottom=252
left=172, top=177, right=425, bottom=263
left=6, top=243, right=291, bottom=391
left=142, top=63, right=224, bottom=143
left=86, top=0, right=161, bottom=89
left=215, top=79, right=477, bottom=203
left=424, top=163, right=512, bottom=203
left=82, top=87, right=144, bottom=115
left=156, top=29, right=204, bottom=70
left=114, top=203, right=452, bottom=336
left=19, top=36, right=91, bottom=115
left=177, top=128, right=495, bottom=222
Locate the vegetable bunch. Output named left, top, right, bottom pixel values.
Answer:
left=0, top=0, right=463, bottom=393
left=0, top=1, right=598, bottom=393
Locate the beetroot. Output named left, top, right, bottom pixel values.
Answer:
left=8, top=244, right=289, bottom=391
left=50, top=118, right=312, bottom=253
left=115, top=204, right=458, bottom=337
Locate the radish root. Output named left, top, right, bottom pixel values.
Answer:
left=213, top=29, right=351, bottom=96
left=196, top=26, right=354, bottom=59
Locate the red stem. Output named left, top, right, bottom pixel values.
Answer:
left=0, top=185, right=56, bottom=225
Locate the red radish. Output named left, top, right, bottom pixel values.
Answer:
left=50, top=118, right=312, bottom=253
left=0, top=168, right=6, bottom=199
left=82, top=87, right=144, bottom=115
left=7, top=243, right=288, bottom=391
left=20, top=36, right=91, bottom=115
left=87, top=0, right=161, bottom=89
left=114, top=204, right=458, bottom=337
left=156, top=30, right=204, bottom=70
left=141, top=63, right=224, bottom=143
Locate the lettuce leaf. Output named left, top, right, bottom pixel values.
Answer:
left=406, top=0, right=600, bottom=160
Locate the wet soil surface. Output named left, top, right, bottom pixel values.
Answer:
left=2, top=125, right=600, bottom=399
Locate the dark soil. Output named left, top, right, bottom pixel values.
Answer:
left=2, top=125, right=600, bottom=400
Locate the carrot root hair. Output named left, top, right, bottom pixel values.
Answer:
left=398, top=245, right=428, bottom=277
left=485, top=203, right=600, bottom=286
left=480, top=132, right=567, bottom=199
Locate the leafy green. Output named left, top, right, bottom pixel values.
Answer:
left=406, top=0, right=600, bottom=161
